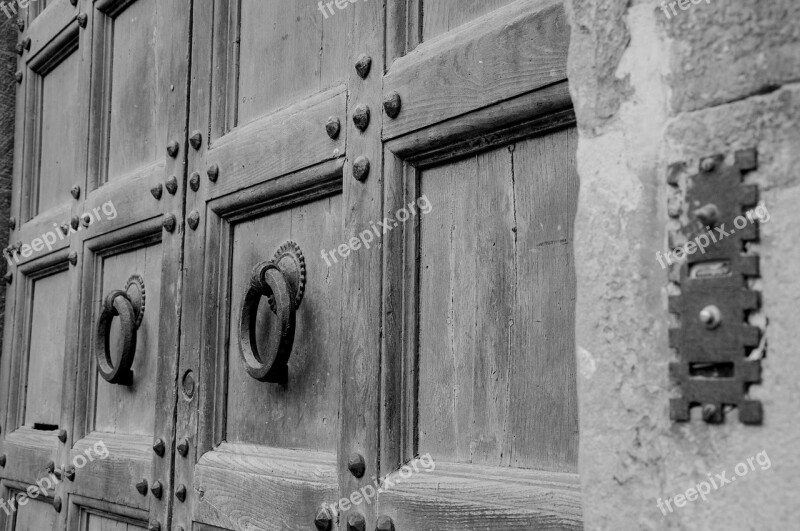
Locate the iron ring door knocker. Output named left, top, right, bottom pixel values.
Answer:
left=239, top=241, right=305, bottom=383
left=95, top=275, right=145, bottom=386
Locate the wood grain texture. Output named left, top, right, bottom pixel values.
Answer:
left=36, top=48, right=80, bottom=214
left=383, top=0, right=569, bottom=139
left=104, top=0, right=169, bottom=182
left=194, top=445, right=337, bottom=531
left=377, top=463, right=582, bottom=530
left=24, top=269, right=68, bottom=426
left=92, top=242, right=162, bottom=436
left=421, top=0, right=516, bottom=41
left=226, top=193, right=342, bottom=450
left=236, top=0, right=350, bottom=127
left=416, top=130, right=578, bottom=472
left=337, top=0, right=385, bottom=529
left=206, top=85, right=346, bottom=200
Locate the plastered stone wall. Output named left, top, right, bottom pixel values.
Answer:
left=566, top=0, right=800, bottom=529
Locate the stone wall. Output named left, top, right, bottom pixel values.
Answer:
left=566, top=0, right=800, bottom=528
left=0, top=17, right=17, bottom=341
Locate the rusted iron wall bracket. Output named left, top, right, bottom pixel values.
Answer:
left=666, top=149, right=764, bottom=424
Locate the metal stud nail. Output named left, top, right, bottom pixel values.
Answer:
left=167, top=140, right=180, bottom=158
left=57, top=429, right=67, bottom=443
left=702, top=404, right=722, bottom=423
left=15, top=42, right=23, bottom=55
left=68, top=251, right=78, bottom=265
left=81, top=214, right=92, bottom=227
left=136, top=479, right=148, bottom=495
left=23, top=37, right=30, bottom=50
left=187, top=210, right=200, bottom=231
left=694, top=203, right=719, bottom=226
left=71, top=216, right=80, bottom=230
left=3, top=272, right=11, bottom=285
left=376, top=515, right=395, bottom=531
left=700, top=157, right=716, bottom=173
left=151, top=184, right=163, bottom=200
left=189, top=172, right=200, bottom=192
left=699, top=305, right=722, bottom=329
left=148, top=520, right=161, bottom=531
left=15, top=71, right=22, bottom=84
left=70, top=185, right=81, bottom=199
left=53, top=496, right=62, bottom=513
left=207, top=164, right=219, bottom=182
left=383, top=91, right=402, bottom=119
left=355, top=54, right=372, bottom=79
left=326, top=116, right=341, bottom=139
left=60, top=224, right=70, bottom=236
left=153, top=438, right=166, bottom=456
left=352, top=156, right=370, bottom=182
left=0, top=455, right=5, bottom=467
left=165, top=175, right=178, bottom=195
left=189, top=131, right=202, bottom=150
left=65, top=466, right=75, bottom=481
left=177, top=438, right=189, bottom=456
left=347, top=453, right=366, bottom=478
left=162, top=214, right=177, bottom=233
left=347, top=513, right=366, bottom=531
left=9, top=217, right=15, bottom=230
left=353, top=104, right=370, bottom=132
left=175, top=484, right=187, bottom=502
left=77, top=13, right=87, bottom=28
left=150, top=480, right=163, bottom=499
left=314, top=506, right=333, bottom=531
left=16, top=18, right=23, bottom=31
left=53, top=467, right=62, bottom=480
left=46, top=460, right=55, bottom=474
left=70, top=0, right=77, bottom=6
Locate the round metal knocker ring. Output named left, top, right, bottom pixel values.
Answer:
left=239, top=262, right=296, bottom=383
left=95, top=290, right=137, bottom=385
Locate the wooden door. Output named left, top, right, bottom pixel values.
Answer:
left=375, top=0, right=582, bottom=529
left=175, top=0, right=373, bottom=528
left=1, top=0, right=190, bottom=529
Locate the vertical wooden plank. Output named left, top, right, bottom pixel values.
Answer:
left=471, top=148, right=515, bottom=465
left=506, top=128, right=579, bottom=472
left=173, top=0, right=214, bottom=527
left=339, top=0, right=384, bottom=528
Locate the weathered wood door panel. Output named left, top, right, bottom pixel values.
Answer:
left=378, top=0, right=582, bottom=529
left=3, top=0, right=580, bottom=529
left=1, top=0, right=190, bottom=529
left=174, top=1, right=359, bottom=529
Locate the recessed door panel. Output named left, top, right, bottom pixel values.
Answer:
left=85, top=512, right=147, bottom=531
left=417, top=130, right=579, bottom=472
left=236, top=0, right=349, bottom=126
left=421, top=0, right=517, bottom=40
left=92, top=244, right=162, bottom=436
left=24, top=270, right=69, bottom=427
left=103, top=0, right=170, bottom=181
left=226, top=196, right=342, bottom=450
left=37, top=49, right=80, bottom=215
left=11, top=495, right=58, bottom=530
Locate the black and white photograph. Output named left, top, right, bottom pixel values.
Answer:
left=0, top=0, right=796, bottom=529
